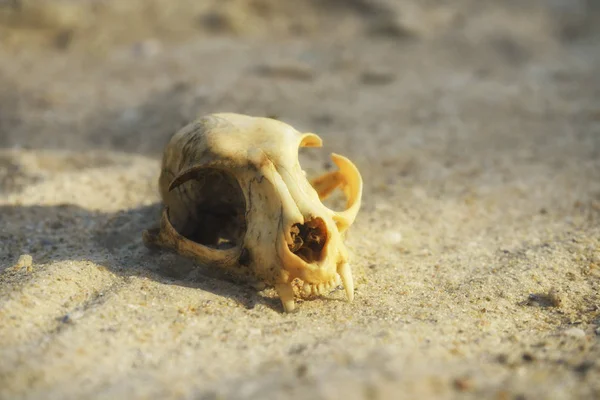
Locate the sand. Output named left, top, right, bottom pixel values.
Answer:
left=0, top=1, right=599, bottom=399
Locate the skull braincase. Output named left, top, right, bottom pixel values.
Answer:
left=143, top=113, right=363, bottom=312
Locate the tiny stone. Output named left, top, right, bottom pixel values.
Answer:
left=360, top=69, right=396, bottom=85
left=13, top=254, right=33, bottom=271
left=49, top=220, right=64, bottom=229
left=296, top=364, right=308, bottom=378
left=453, top=377, right=473, bottom=391
left=574, top=361, right=594, bottom=375
left=60, top=314, right=72, bottom=324
left=289, top=344, right=307, bottom=355
left=522, top=353, right=534, bottom=362
left=563, top=327, right=586, bottom=338
left=132, top=39, right=162, bottom=58
left=527, top=289, right=561, bottom=307
left=385, top=231, right=403, bottom=246
left=198, top=11, right=235, bottom=33
left=254, top=62, right=315, bottom=81
left=54, top=29, right=73, bottom=50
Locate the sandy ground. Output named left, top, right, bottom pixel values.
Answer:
left=1, top=1, right=599, bottom=399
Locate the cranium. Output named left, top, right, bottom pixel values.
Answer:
left=143, top=113, right=362, bottom=312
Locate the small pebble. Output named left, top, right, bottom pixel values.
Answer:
left=453, top=377, right=473, bottom=391
left=522, top=353, right=535, bottom=362
left=384, top=231, right=403, bottom=246
left=198, top=11, right=238, bottom=33
left=132, top=39, right=162, bottom=58
left=12, top=254, right=33, bottom=272
left=563, top=327, right=586, bottom=338
left=254, top=62, right=315, bottom=81
left=360, top=69, right=396, bottom=85
left=248, top=328, right=262, bottom=336
left=526, top=288, right=561, bottom=307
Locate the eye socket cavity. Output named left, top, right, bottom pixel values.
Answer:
left=167, top=167, right=247, bottom=250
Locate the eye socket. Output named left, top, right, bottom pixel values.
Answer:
left=288, top=217, right=327, bottom=264
left=168, top=168, right=246, bottom=250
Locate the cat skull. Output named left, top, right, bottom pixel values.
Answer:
left=143, top=113, right=362, bottom=312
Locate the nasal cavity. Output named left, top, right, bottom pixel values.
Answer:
left=288, top=217, right=328, bottom=264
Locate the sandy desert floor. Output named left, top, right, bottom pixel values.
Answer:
left=0, top=1, right=599, bottom=399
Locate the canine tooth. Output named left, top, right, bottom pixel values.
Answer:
left=338, top=263, right=354, bottom=302
left=275, top=283, right=296, bottom=313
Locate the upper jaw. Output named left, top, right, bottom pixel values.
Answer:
left=277, top=214, right=341, bottom=284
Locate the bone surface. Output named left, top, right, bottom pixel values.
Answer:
left=143, top=113, right=363, bottom=312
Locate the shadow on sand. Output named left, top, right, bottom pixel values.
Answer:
left=0, top=202, right=283, bottom=312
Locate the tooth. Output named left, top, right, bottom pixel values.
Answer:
left=335, top=274, right=341, bottom=286
left=302, top=282, right=312, bottom=296
left=338, top=263, right=354, bottom=302
left=275, top=283, right=296, bottom=313
left=316, top=283, right=324, bottom=295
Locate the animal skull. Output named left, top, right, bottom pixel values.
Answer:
left=143, top=113, right=362, bottom=312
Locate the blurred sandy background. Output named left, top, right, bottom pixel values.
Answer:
left=0, top=1, right=599, bottom=399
